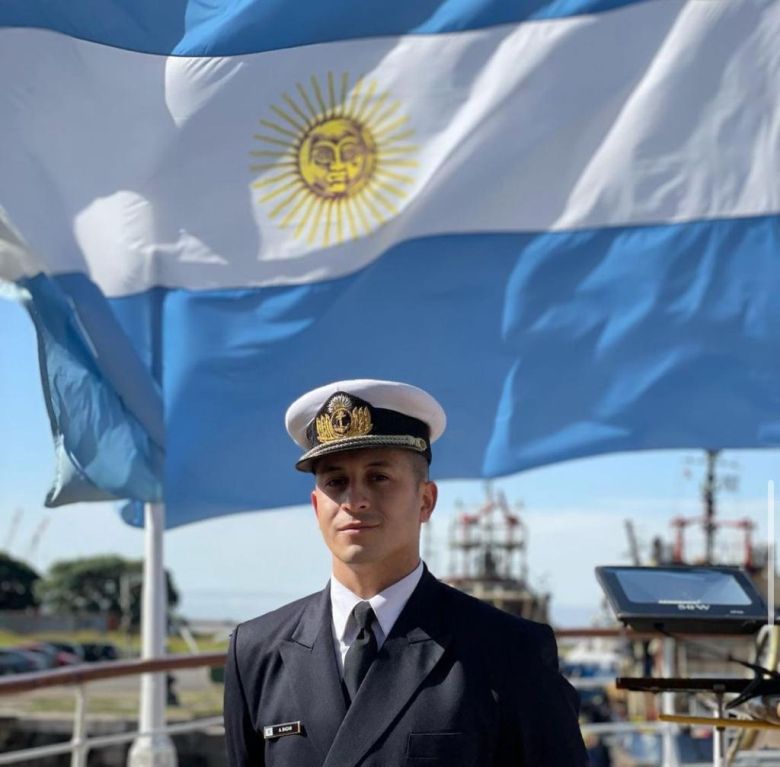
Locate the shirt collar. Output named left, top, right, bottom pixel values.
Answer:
left=330, top=560, right=424, bottom=641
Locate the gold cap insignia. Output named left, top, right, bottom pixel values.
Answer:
left=315, top=394, right=373, bottom=443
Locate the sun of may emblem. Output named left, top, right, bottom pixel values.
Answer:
left=250, top=73, right=417, bottom=246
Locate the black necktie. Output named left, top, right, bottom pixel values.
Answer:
left=343, top=601, right=378, bottom=701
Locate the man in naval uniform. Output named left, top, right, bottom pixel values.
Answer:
left=223, top=379, right=587, bottom=767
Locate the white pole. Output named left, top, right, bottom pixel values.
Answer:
left=70, top=684, right=88, bottom=767
left=420, top=518, right=429, bottom=569
left=713, top=689, right=726, bottom=767
left=769, top=481, right=775, bottom=627
left=127, top=503, right=177, bottom=767
left=661, top=637, right=681, bottom=767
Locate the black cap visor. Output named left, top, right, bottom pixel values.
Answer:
left=296, top=433, right=430, bottom=473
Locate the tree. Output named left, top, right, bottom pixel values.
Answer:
left=36, top=555, right=179, bottom=629
left=0, top=551, right=41, bottom=610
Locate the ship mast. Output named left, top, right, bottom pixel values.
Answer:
left=703, top=448, right=718, bottom=564
left=671, top=450, right=748, bottom=567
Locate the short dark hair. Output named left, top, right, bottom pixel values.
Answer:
left=407, top=451, right=430, bottom=484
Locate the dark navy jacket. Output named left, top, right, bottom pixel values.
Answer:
left=224, top=568, right=587, bottom=766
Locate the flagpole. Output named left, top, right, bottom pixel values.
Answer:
left=128, top=502, right=177, bottom=767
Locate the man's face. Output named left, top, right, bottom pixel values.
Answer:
left=311, top=448, right=437, bottom=577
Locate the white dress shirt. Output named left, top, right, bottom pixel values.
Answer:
left=330, top=560, right=424, bottom=675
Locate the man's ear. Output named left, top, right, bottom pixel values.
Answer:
left=420, top=481, right=437, bottom=524
left=311, top=489, right=320, bottom=521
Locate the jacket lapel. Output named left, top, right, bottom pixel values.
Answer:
left=278, top=585, right=347, bottom=765
left=322, top=570, right=451, bottom=767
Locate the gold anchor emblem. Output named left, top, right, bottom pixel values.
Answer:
left=316, top=394, right=373, bottom=443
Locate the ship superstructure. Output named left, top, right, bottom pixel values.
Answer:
left=443, top=486, right=550, bottom=623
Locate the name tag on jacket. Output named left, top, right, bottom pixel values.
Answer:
left=263, top=721, right=303, bottom=739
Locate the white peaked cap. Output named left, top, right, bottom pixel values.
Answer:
left=285, top=379, right=447, bottom=471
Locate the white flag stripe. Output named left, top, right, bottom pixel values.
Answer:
left=0, top=0, right=778, bottom=296
left=0, top=207, right=45, bottom=283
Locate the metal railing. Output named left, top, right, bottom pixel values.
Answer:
left=3, top=628, right=780, bottom=767
left=0, top=651, right=226, bottom=767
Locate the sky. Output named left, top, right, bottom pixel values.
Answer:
left=1, top=297, right=777, bottom=628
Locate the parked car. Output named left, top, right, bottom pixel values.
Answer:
left=15, top=648, right=48, bottom=671
left=16, top=643, right=58, bottom=669
left=45, top=640, right=86, bottom=662
left=0, top=649, right=39, bottom=675
left=81, top=642, right=120, bottom=662
left=19, top=642, right=80, bottom=668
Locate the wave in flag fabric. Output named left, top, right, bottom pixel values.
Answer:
left=1, top=0, right=778, bottom=527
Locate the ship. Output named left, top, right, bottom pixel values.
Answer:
left=440, top=485, right=550, bottom=623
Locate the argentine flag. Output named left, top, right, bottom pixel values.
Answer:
left=1, top=0, right=778, bottom=526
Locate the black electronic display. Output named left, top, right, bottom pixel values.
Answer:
left=596, top=565, right=767, bottom=634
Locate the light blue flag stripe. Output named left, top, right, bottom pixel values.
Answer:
left=91, top=213, right=780, bottom=528
left=0, top=0, right=648, bottom=55
left=18, top=274, right=163, bottom=505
